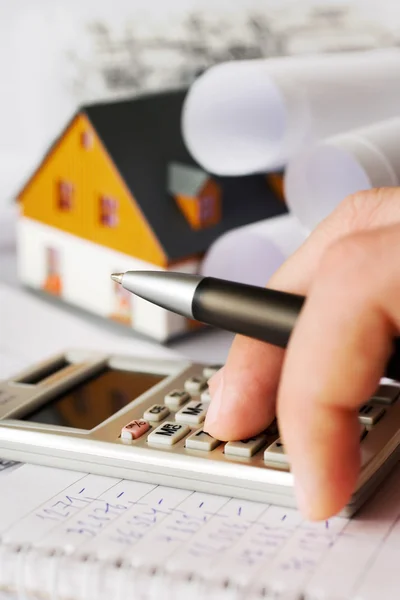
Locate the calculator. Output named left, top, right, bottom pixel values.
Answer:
left=0, top=349, right=399, bottom=517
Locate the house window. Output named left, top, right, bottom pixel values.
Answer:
left=42, top=246, right=62, bottom=296
left=81, top=130, right=94, bottom=150
left=100, top=195, right=119, bottom=227
left=57, top=180, right=74, bottom=211
left=199, top=195, right=215, bottom=224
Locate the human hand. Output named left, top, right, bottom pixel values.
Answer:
left=203, top=187, right=400, bottom=520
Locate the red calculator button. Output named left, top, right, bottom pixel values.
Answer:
left=121, top=419, right=150, bottom=440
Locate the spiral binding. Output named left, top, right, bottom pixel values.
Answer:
left=0, top=541, right=313, bottom=600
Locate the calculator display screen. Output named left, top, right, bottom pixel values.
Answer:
left=22, top=367, right=165, bottom=430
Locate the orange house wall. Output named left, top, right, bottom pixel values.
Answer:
left=175, top=194, right=200, bottom=229
left=19, top=113, right=167, bottom=268
left=199, top=179, right=222, bottom=227
left=175, top=179, right=222, bottom=230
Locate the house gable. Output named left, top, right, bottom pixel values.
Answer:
left=18, top=113, right=167, bottom=268
left=80, top=91, right=287, bottom=263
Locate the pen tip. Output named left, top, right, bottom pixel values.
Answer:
left=111, top=273, right=124, bottom=284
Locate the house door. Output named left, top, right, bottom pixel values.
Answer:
left=42, top=246, right=62, bottom=296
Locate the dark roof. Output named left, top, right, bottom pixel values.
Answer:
left=82, top=89, right=286, bottom=261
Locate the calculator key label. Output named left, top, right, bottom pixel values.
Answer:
left=143, top=404, right=170, bottom=422
left=264, top=439, right=289, bottom=465
left=147, top=422, right=190, bottom=446
left=185, top=429, right=221, bottom=451
left=175, top=401, right=208, bottom=424
left=120, top=419, right=150, bottom=440
left=224, top=434, right=268, bottom=458
left=164, top=390, right=190, bottom=409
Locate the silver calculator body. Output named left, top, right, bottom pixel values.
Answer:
left=0, top=349, right=399, bottom=517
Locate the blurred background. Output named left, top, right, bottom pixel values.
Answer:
left=1, top=0, right=400, bottom=210
left=1, top=0, right=400, bottom=369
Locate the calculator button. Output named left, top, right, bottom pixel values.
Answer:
left=371, top=384, right=400, bottom=405
left=120, top=419, right=150, bottom=441
left=358, top=404, right=385, bottom=426
left=175, top=401, right=208, bottom=425
left=184, top=376, right=207, bottom=394
left=203, top=365, right=223, bottom=380
left=264, top=439, right=288, bottom=465
left=200, top=388, right=211, bottom=403
left=185, top=429, right=221, bottom=451
left=147, top=422, right=190, bottom=446
left=224, top=434, right=268, bottom=458
left=164, top=390, right=190, bottom=409
left=143, top=404, right=170, bottom=422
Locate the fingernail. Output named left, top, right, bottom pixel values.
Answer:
left=204, top=374, right=225, bottom=432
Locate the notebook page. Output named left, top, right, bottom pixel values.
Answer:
left=0, top=464, right=87, bottom=534
left=75, top=485, right=193, bottom=561
left=2, top=473, right=125, bottom=546
left=356, top=517, right=400, bottom=600
left=35, top=479, right=157, bottom=552
left=250, top=514, right=348, bottom=596
left=164, top=497, right=269, bottom=578
left=207, top=505, right=304, bottom=588
left=0, top=463, right=400, bottom=599
left=304, top=465, right=400, bottom=600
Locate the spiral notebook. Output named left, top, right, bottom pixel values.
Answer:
left=0, top=461, right=400, bottom=600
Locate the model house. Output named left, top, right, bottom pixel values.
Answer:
left=17, top=89, right=286, bottom=342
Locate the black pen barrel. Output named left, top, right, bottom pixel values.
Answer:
left=192, top=277, right=305, bottom=348
left=118, top=270, right=400, bottom=383
left=193, top=277, right=400, bottom=383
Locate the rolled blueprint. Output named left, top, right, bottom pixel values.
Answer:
left=200, top=214, right=307, bottom=287
left=182, top=48, right=400, bottom=176
left=284, top=117, right=400, bottom=232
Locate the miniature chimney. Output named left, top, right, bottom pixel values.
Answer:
left=167, top=162, right=222, bottom=230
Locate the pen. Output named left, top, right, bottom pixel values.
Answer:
left=111, top=270, right=400, bottom=381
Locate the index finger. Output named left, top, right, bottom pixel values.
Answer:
left=204, top=224, right=332, bottom=441
left=205, top=188, right=400, bottom=442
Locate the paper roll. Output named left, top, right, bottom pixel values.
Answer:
left=182, top=49, right=400, bottom=176
left=284, top=117, right=400, bottom=232
left=200, top=214, right=307, bottom=287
